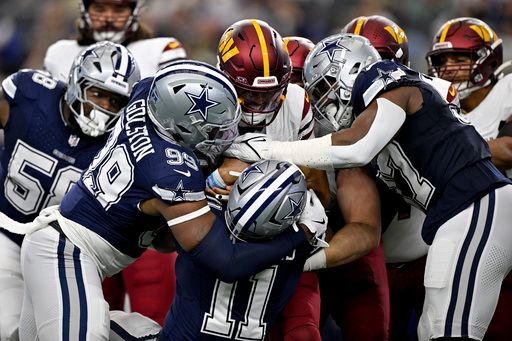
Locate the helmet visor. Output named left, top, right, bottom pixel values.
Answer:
left=236, top=86, right=285, bottom=114
left=195, top=116, right=240, bottom=161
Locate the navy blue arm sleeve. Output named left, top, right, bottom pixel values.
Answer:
left=189, top=216, right=310, bottom=283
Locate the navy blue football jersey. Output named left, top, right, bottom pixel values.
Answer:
left=351, top=60, right=511, bottom=243
left=0, top=70, right=108, bottom=245
left=59, top=77, right=207, bottom=258
left=160, top=206, right=311, bottom=341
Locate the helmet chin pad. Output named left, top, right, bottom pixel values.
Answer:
left=75, top=105, right=117, bottom=137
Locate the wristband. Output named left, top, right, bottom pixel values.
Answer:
left=206, top=169, right=227, bottom=190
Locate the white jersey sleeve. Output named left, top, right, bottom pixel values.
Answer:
left=465, top=74, right=512, bottom=140
left=44, top=40, right=84, bottom=82
left=44, top=37, right=187, bottom=83
left=127, top=37, right=186, bottom=78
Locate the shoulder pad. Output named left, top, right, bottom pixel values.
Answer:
left=352, top=60, right=409, bottom=115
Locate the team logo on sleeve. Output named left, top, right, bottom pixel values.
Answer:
left=374, top=68, right=396, bottom=87
left=170, top=180, right=190, bottom=201
left=185, top=86, right=220, bottom=121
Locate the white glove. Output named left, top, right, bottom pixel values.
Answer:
left=298, top=190, right=329, bottom=248
left=224, top=133, right=273, bottom=162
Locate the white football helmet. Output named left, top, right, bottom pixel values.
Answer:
left=304, top=33, right=381, bottom=136
left=65, top=40, right=140, bottom=137
left=225, top=160, right=307, bottom=242
left=147, top=60, right=241, bottom=164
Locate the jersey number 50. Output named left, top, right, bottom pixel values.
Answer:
left=5, top=140, right=82, bottom=214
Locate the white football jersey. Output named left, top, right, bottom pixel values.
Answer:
left=263, top=83, right=314, bottom=142
left=44, top=37, right=186, bottom=81
left=464, top=74, right=512, bottom=140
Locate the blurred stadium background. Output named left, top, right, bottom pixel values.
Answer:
left=1, top=0, right=512, bottom=80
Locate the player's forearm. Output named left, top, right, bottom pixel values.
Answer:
left=487, top=137, right=512, bottom=171
left=324, top=222, right=380, bottom=268
left=270, top=98, right=406, bottom=170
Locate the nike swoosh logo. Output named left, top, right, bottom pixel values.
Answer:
left=174, top=169, right=191, bottom=177
left=312, top=218, right=326, bottom=225
left=449, top=85, right=455, bottom=96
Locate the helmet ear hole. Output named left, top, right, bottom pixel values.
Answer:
left=349, top=62, right=361, bottom=74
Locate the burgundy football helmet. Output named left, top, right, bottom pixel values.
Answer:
left=426, top=17, right=502, bottom=99
left=342, top=15, right=409, bottom=65
left=217, top=19, right=292, bottom=127
left=283, top=36, right=315, bottom=87
left=79, top=0, right=145, bottom=44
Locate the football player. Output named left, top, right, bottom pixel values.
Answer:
left=45, top=0, right=186, bottom=80
left=344, top=15, right=432, bottom=340
left=44, top=0, right=187, bottom=323
left=209, top=20, right=323, bottom=340
left=426, top=16, right=512, bottom=339
left=163, top=160, right=327, bottom=340
left=306, top=14, right=414, bottom=340
left=106, top=160, right=327, bottom=340
left=210, top=20, right=382, bottom=340
left=226, top=33, right=512, bottom=340
left=14, top=60, right=326, bottom=340
left=0, top=41, right=140, bottom=340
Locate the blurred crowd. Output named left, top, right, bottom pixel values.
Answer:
left=2, top=0, right=512, bottom=80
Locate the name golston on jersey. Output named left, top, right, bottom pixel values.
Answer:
left=59, top=78, right=206, bottom=258
left=0, top=70, right=109, bottom=245
left=351, top=60, right=510, bottom=243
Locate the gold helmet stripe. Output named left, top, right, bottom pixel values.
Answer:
left=469, top=24, right=492, bottom=42
left=354, top=17, right=367, bottom=35
left=252, top=19, right=270, bottom=77
left=439, top=21, right=453, bottom=42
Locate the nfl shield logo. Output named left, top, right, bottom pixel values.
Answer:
left=68, top=135, right=80, bottom=147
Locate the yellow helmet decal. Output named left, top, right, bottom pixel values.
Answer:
left=384, top=25, right=408, bottom=44
left=219, top=30, right=239, bottom=63
left=469, top=24, right=495, bottom=43
left=354, top=17, right=367, bottom=35
left=252, top=19, right=270, bottom=77
left=438, top=20, right=454, bottom=42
